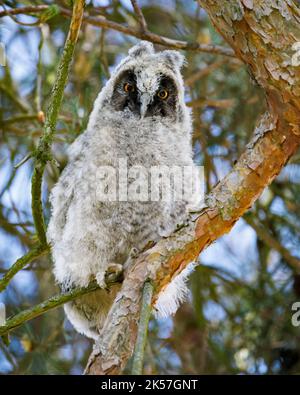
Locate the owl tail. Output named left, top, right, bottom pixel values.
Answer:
left=153, top=262, right=196, bottom=318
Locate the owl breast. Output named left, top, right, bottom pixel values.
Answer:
left=48, top=115, right=193, bottom=288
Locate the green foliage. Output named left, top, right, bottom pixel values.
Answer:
left=39, top=5, right=60, bottom=23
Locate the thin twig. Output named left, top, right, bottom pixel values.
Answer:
left=131, top=281, right=153, bottom=375
left=0, top=5, right=48, bottom=17
left=245, top=216, right=300, bottom=272
left=0, top=244, right=49, bottom=293
left=14, top=153, right=33, bottom=169
left=130, top=0, right=148, bottom=32
left=0, top=5, right=235, bottom=57
left=0, top=208, right=32, bottom=246
left=35, top=26, right=44, bottom=114
left=185, top=59, right=227, bottom=86
left=0, top=283, right=99, bottom=336
left=69, top=11, right=235, bottom=57
left=1, top=114, right=41, bottom=124
left=0, top=273, right=123, bottom=336
left=187, top=98, right=236, bottom=109
left=0, top=1, right=43, bottom=26
left=0, top=82, right=30, bottom=113
left=0, top=169, right=16, bottom=199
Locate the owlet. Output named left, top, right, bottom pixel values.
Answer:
left=47, top=41, right=201, bottom=340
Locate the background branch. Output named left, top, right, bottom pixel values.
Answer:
left=0, top=245, right=49, bottom=293
left=0, top=5, right=235, bottom=57
left=245, top=215, right=300, bottom=272
left=130, top=0, right=148, bottom=32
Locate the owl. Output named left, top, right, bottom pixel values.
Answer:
left=47, top=41, right=201, bottom=340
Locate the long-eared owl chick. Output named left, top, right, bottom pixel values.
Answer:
left=47, top=41, right=201, bottom=340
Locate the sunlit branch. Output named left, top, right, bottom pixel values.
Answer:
left=0, top=5, right=235, bottom=57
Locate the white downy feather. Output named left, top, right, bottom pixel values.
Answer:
left=154, top=262, right=196, bottom=318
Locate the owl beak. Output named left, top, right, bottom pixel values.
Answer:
left=139, top=92, right=152, bottom=118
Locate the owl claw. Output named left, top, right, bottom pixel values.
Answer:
left=96, top=264, right=124, bottom=289
left=130, top=247, right=139, bottom=258
left=123, top=247, right=140, bottom=270
left=105, top=263, right=124, bottom=283
left=96, top=272, right=107, bottom=289
left=107, top=263, right=123, bottom=275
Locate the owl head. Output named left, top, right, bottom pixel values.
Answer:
left=97, top=41, right=187, bottom=122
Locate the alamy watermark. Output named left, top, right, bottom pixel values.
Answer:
left=291, top=302, right=300, bottom=327
left=83, top=158, right=204, bottom=206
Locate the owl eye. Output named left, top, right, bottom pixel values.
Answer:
left=157, top=89, right=168, bottom=100
left=124, top=82, right=134, bottom=93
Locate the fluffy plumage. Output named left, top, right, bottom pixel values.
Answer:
left=47, top=41, right=200, bottom=340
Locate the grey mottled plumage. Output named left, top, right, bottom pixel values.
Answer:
left=47, top=42, right=201, bottom=340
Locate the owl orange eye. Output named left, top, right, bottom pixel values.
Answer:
left=124, top=82, right=134, bottom=93
left=157, top=89, right=168, bottom=100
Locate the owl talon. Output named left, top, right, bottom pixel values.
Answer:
left=96, top=272, right=107, bottom=289
left=105, top=263, right=123, bottom=283
left=106, top=263, right=123, bottom=275
left=96, top=264, right=123, bottom=288
left=130, top=247, right=139, bottom=258
left=123, top=247, right=140, bottom=270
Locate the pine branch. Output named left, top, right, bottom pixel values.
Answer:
left=2, top=114, right=42, bottom=124
left=31, top=0, right=85, bottom=246
left=0, top=5, right=48, bottom=17
left=0, top=272, right=124, bottom=337
left=0, top=81, right=30, bottom=113
left=0, top=245, right=49, bottom=293
left=0, top=286, right=100, bottom=336
left=245, top=215, right=300, bottom=272
left=130, top=0, right=148, bottom=32
left=0, top=5, right=235, bottom=57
